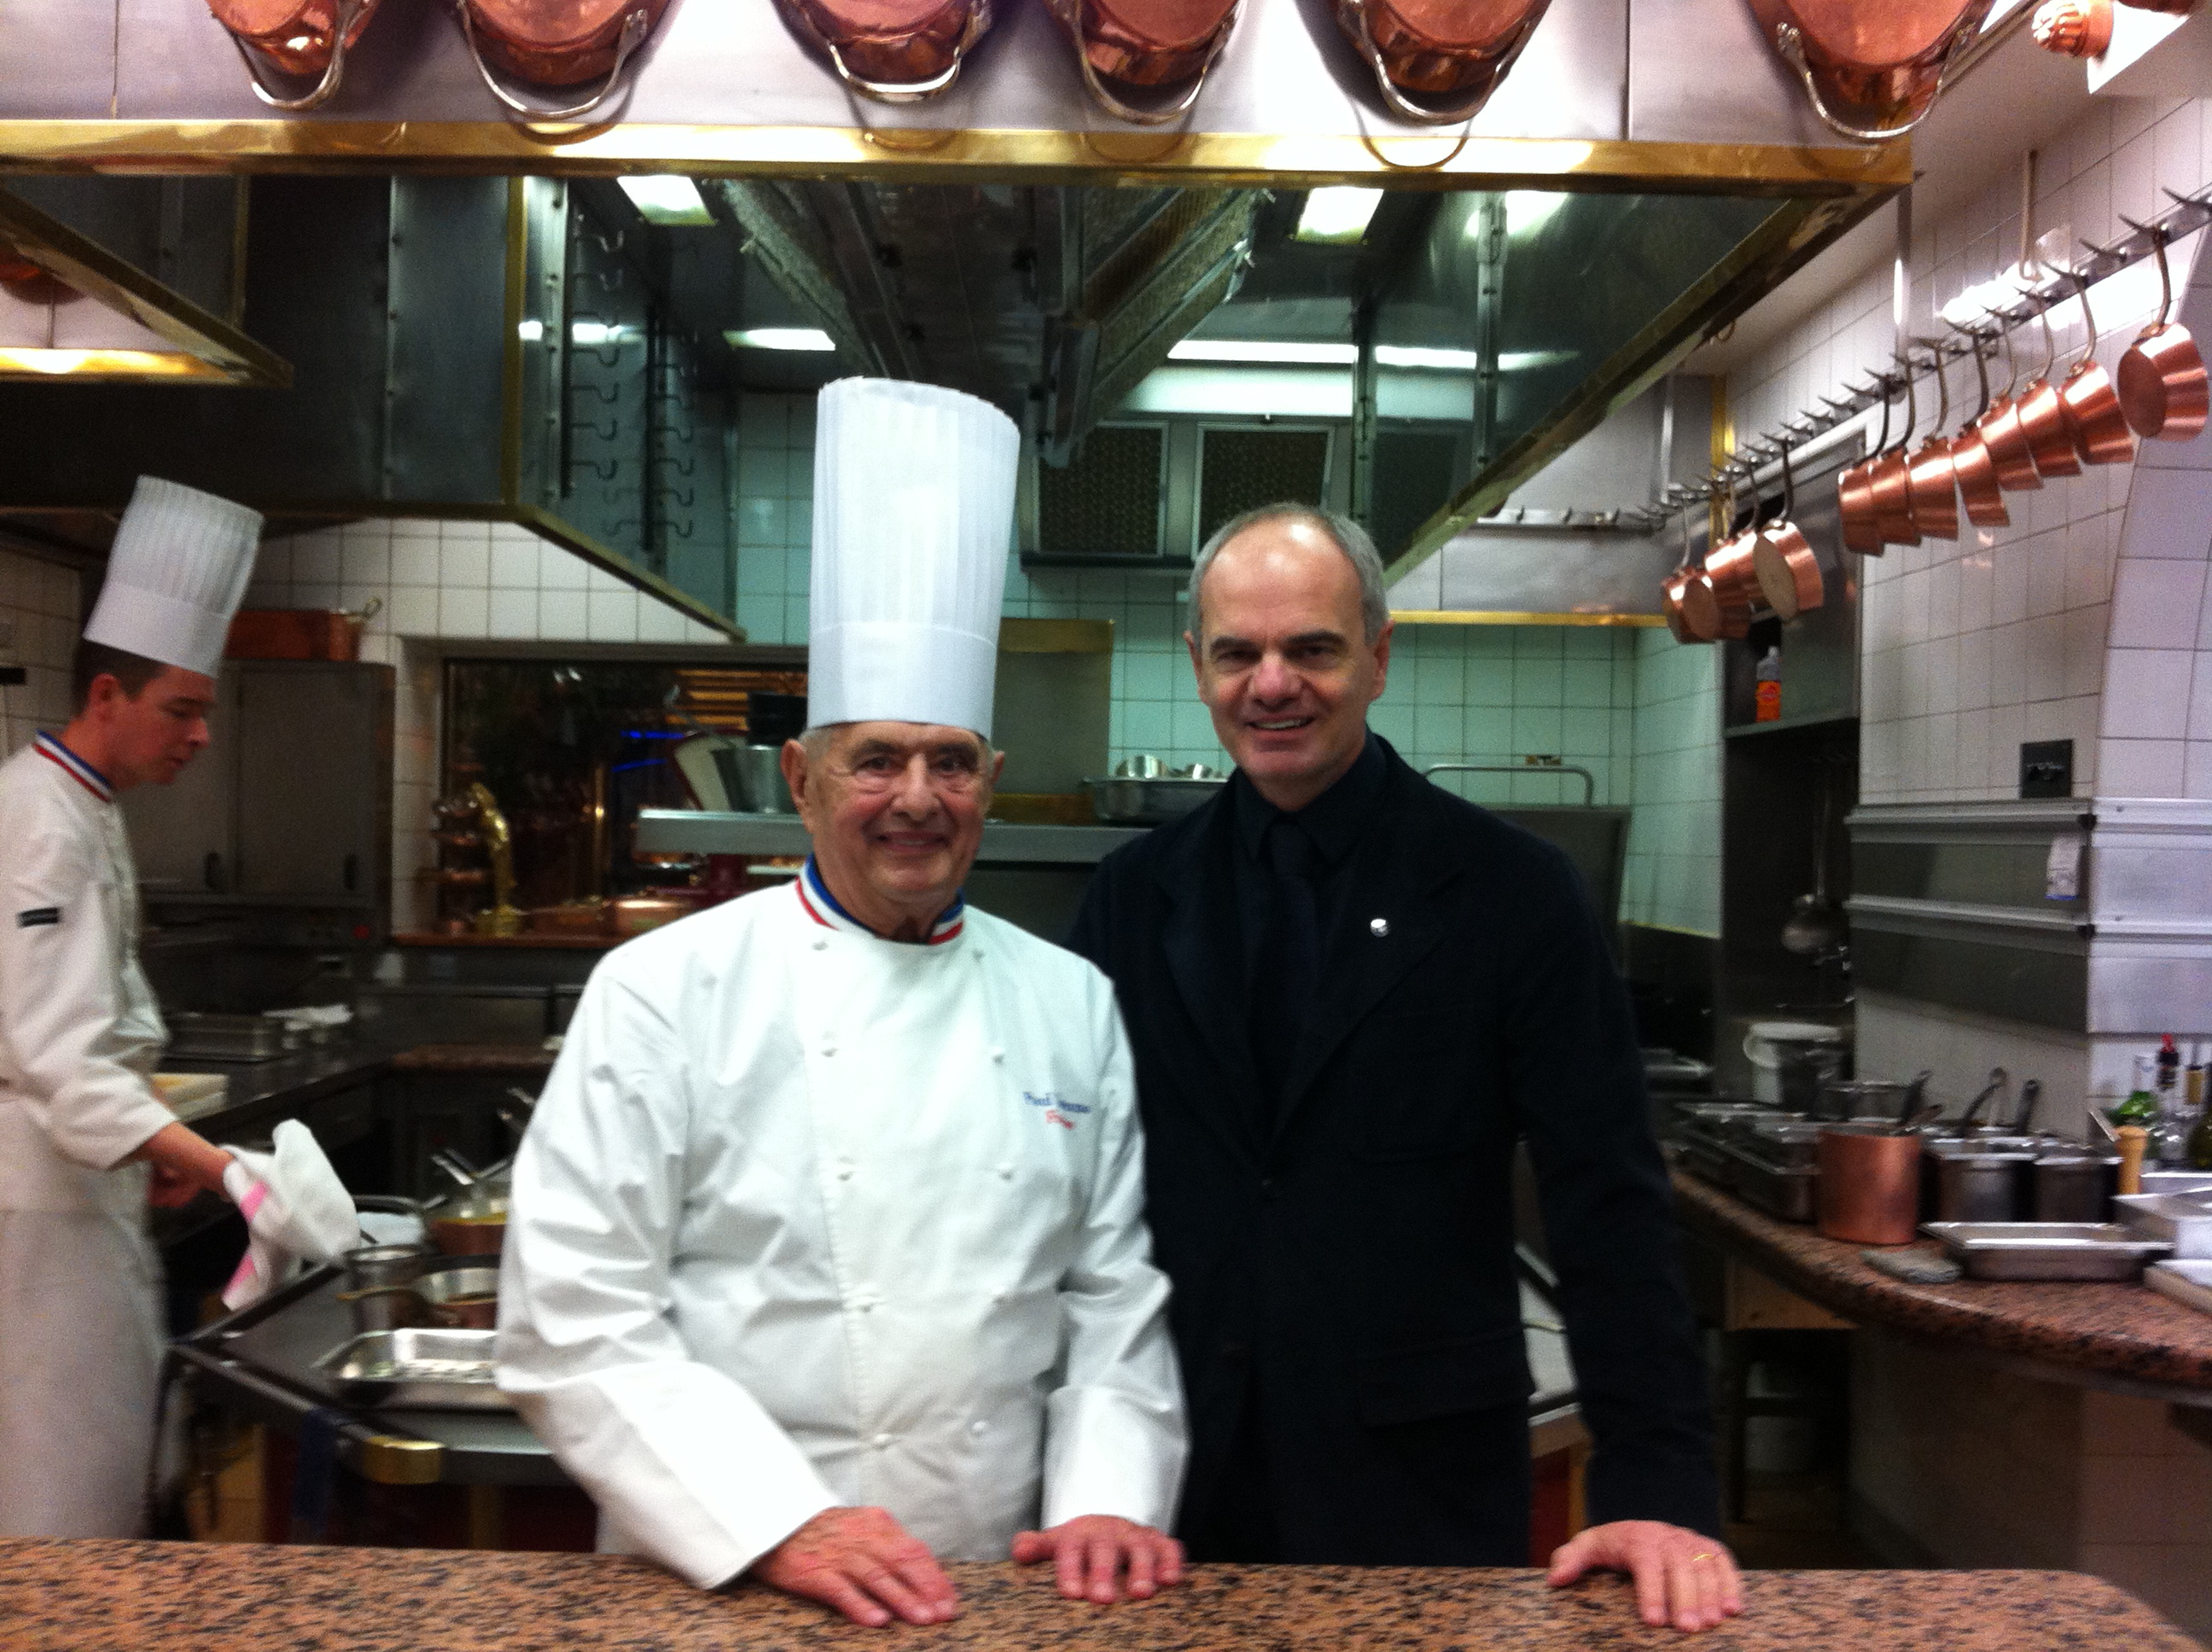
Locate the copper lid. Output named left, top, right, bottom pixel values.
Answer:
left=473, top=0, right=636, bottom=51
left=1372, top=0, right=1534, bottom=52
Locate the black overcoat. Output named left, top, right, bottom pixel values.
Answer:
left=1068, top=741, right=1720, bottom=1562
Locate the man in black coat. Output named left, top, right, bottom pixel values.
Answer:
left=1068, top=503, right=1739, bottom=1633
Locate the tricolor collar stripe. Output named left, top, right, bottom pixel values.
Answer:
left=797, top=857, right=964, bottom=945
left=34, top=733, right=113, bottom=801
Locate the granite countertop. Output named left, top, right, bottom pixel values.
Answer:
left=388, top=1043, right=559, bottom=1073
left=1673, top=1169, right=2212, bottom=1393
left=0, top=1544, right=2197, bottom=1651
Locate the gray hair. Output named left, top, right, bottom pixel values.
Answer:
left=1186, top=503, right=1391, bottom=645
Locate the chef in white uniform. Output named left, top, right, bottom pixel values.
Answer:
left=498, top=379, right=1187, bottom=1629
left=0, top=477, right=263, bottom=1536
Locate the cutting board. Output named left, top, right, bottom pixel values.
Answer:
left=152, top=1072, right=230, bottom=1121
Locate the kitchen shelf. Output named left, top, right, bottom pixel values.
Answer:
left=1724, top=711, right=1858, bottom=739
left=634, top=811, right=1148, bottom=864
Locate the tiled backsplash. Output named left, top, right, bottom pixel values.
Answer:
left=0, top=546, right=78, bottom=761
left=1622, top=629, right=1723, bottom=936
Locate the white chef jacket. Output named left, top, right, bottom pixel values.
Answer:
left=497, top=875, right=1187, bottom=1591
left=0, top=732, right=174, bottom=1536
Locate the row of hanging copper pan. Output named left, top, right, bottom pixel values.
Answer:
left=1671, top=226, right=2204, bottom=640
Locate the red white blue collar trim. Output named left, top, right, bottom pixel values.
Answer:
left=35, top=733, right=113, bottom=802
left=795, top=856, right=964, bottom=945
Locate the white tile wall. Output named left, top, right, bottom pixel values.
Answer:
left=247, top=516, right=726, bottom=930
left=0, top=546, right=80, bottom=760
left=1621, top=627, right=1724, bottom=936
left=1726, top=96, right=2212, bottom=805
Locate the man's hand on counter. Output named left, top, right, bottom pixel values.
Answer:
left=752, top=1505, right=961, bottom=1628
left=1545, top=1521, right=1743, bottom=1633
left=1010, top=1514, right=1184, bottom=1605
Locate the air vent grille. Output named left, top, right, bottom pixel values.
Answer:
left=1037, top=424, right=1167, bottom=556
left=1197, top=427, right=1332, bottom=544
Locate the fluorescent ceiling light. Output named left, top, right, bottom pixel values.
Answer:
left=516, top=319, right=544, bottom=343
left=617, top=177, right=713, bottom=227
left=571, top=321, right=631, bottom=346
left=1502, top=190, right=1569, bottom=238
left=1499, top=348, right=1575, bottom=371
left=1295, top=188, right=1384, bottom=244
left=1375, top=345, right=1480, bottom=370
left=1167, top=339, right=1357, bottom=364
left=725, top=327, right=836, bottom=352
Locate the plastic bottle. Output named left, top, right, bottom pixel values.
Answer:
left=1755, top=647, right=1782, bottom=723
left=2110, top=1054, right=2162, bottom=1127
left=2157, top=1033, right=2180, bottom=1096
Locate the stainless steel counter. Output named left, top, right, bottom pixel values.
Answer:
left=634, top=810, right=1148, bottom=864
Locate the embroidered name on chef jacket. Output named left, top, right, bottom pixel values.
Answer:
left=1025, top=1091, right=1091, bottom=1131
left=15, top=908, right=60, bottom=929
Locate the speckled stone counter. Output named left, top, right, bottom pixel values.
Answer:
left=1673, top=1170, right=2212, bottom=1394
left=0, top=1544, right=2197, bottom=1651
left=388, top=1042, right=558, bottom=1074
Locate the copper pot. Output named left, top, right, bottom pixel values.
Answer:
left=2117, top=222, right=2209, bottom=441
left=1867, top=360, right=1923, bottom=545
left=776, top=0, right=994, bottom=101
left=1662, top=505, right=1723, bottom=643
left=1836, top=380, right=1891, bottom=555
left=1048, top=0, right=1243, bottom=124
left=2058, top=270, right=2136, bottom=466
left=1949, top=329, right=2010, bottom=527
left=456, top=0, right=670, bottom=121
left=1903, top=343, right=1959, bottom=540
left=1753, top=439, right=1825, bottom=620
left=2014, top=294, right=2083, bottom=477
left=1816, top=1127, right=1924, bottom=1246
left=1747, top=0, right=1992, bottom=143
left=1704, top=474, right=1762, bottom=627
left=1333, top=0, right=1554, bottom=124
left=207, top=0, right=380, bottom=109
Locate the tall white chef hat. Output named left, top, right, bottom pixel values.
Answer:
left=808, top=378, right=1018, bottom=739
left=84, top=476, right=263, bottom=680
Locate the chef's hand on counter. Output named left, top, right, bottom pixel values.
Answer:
left=1010, top=1514, right=1184, bottom=1604
left=753, top=1505, right=961, bottom=1628
left=130, top=1121, right=236, bottom=1209
left=1545, top=1521, right=1742, bottom=1633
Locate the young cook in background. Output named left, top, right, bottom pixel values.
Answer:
left=498, top=380, right=1186, bottom=1628
left=0, top=478, right=261, bottom=1536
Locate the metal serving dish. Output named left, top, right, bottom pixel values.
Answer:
left=2114, top=1191, right=2212, bottom=1260
left=164, top=1010, right=297, bottom=1062
left=314, top=1328, right=510, bottom=1411
left=1086, top=775, right=1225, bottom=826
left=2143, top=1170, right=2212, bottom=1198
left=1729, top=1116, right=1895, bottom=1172
left=1919, top=1222, right=2174, bottom=1282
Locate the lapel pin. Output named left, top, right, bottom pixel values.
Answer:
left=1370, top=917, right=1390, bottom=938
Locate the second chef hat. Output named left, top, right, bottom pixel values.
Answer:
left=83, top=476, right=264, bottom=680
left=807, top=378, right=1018, bottom=740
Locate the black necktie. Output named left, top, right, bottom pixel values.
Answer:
left=1250, top=818, right=1321, bottom=1116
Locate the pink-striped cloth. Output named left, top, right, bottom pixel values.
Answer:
left=219, top=1120, right=359, bottom=1309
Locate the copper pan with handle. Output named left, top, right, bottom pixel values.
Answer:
left=1333, top=0, right=1555, bottom=126
left=2117, top=218, right=2209, bottom=441
left=1904, top=340, right=1960, bottom=540
left=2057, top=265, right=2136, bottom=466
left=1974, top=302, right=2043, bottom=490
left=454, top=0, right=671, bottom=122
left=1663, top=500, right=1722, bottom=644
left=2012, top=281, right=2084, bottom=477
left=1048, top=0, right=1243, bottom=125
left=775, top=0, right=997, bottom=102
left=1754, top=433, right=1827, bottom=620
left=1746, top=0, right=1993, bottom=143
left=1703, top=469, right=1762, bottom=631
left=207, top=0, right=380, bottom=110
left=1947, top=326, right=2010, bottom=528
left=1836, top=378, right=1890, bottom=554
left=1867, top=357, right=1923, bottom=547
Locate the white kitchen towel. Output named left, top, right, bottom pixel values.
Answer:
left=220, top=1120, right=358, bottom=1310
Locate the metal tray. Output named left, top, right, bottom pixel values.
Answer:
left=313, top=1328, right=511, bottom=1411
left=2146, top=1259, right=2212, bottom=1318
left=164, top=1010, right=296, bottom=1062
left=1919, top=1222, right=2174, bottom=1282
left=1086, top=776, right=1225, bottom=826
left=1720, top=1140, right=1819, bottom=1224
left=2114, top=1192, right=2212, bottom=1260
